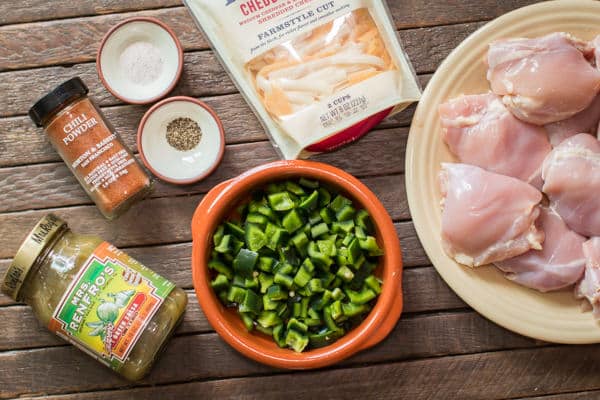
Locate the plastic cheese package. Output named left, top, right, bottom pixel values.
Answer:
left=184, top=0, right=421, bottom=159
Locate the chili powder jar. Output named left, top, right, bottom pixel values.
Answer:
left=29, top=77, right=152, bottom=219
left=1, top=214, right=187, bottom=381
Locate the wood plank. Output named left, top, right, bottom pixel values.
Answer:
left=0, top=265, right=465, bottom=350
left=14, top=345, right=600, bottom=400
left=0, top=0, right=537, bottom=28
left=517, top=390, right=600, bottom=400
left=0, top=0, right=181, bottom=26
left=0, top=19, right=476, bottom=110
left=0, top=310, right=543, bottom=398
left=0, top=127, right=407, bottom=212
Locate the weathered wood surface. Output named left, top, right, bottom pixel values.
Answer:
left=0, top=1, right=593, bottom=399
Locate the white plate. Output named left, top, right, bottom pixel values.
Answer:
left=405, top=0, right=600, bottom=344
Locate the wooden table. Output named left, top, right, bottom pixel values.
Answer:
left=2, top=1, right=599, bottom=399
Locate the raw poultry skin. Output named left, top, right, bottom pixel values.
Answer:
left=487, top=32, right=600, bottom=125
left=439, top=93, right=551, bottom=187
left=575, top=238, right=600, bottom=319
left=439, top=163, right=544, bottom=267
left=545, top=94, right=600, bottom=147
left=495, top=207, right=586, bottom=292
left=542, top=133, right=600, bottom=237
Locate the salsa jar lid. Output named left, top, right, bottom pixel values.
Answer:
left=29, top=77, right=89, bottom=127
left=1, top=214, right=68, bottom=301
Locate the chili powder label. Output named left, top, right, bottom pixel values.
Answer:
left=48, top=242, right=175, bottom=371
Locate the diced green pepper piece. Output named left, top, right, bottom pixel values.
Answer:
left=232, top=274, right=245, bottom=288
left=287, top=317, right=308, bottom=333
left=208, top=259, right=233, bottom=280
left=346, top=287, right=377, bottom=304
left=239, top=289, right=262, bottom=314
left=257, top=311, right=282, bottom=328
left=310, top=222, right=329, bottom=238
left=317, top=239, right=337, bottom=257
left=304, top=318, right=321, bottom=327
left=355, top=209, right=374, bottom=232
left=268, top=192, right=295, bottom=211
left=210, top=274, right=230, bottom=291
left=246, top=213, right=269, bottom=227
left=257, top=256, right=278, bottom=273
left=285, top=329, right=309, bottom=353
left=336, top=265, right=355, bottom=282
left=333, top=220, right=355, bottom=234
left=274, top=272, right=294, bottom=289
left=309, top=329, right=343, bottom=348
left=292, top=302, right=302, bottom=318
left=275, top=261, right=294, bottom=275
left=318, top=187, right=332, bottom=207
left=291, top=232, right=309, bottom=255
left=308, top=210, right=322, bottom=225
left=225, top=222, right=245, bottom=240
left=255, top=325, right=273, bottom=336
left=263, top=295, right=279, bottom=311
left=277, top=302, right=290, bottom=319
left=299, top=177, right=319, bottom=189
left=293, top=264, right=312, bottom=288
left=286, top=181, right=306, bottom=195
left=233, top=248, right=258, bottom=278
left=347, top=238, right=361, bottom=264
left=282, top=209, right=304, bottom=233
left=365, top=275, right=382, bottom=294
left=240, top=312, right=254, bottom=331
left=308, top=307, right=320, bottom=320
left=214, top=234, right=232, bottom=253
left=231, top=237, right=244, bottom=256
left=300, top=297, right=310, bottom=318
left=330, top=300, right=344, bottom=322
left=266, top=182, right=285, bottom=194
left=266, top=284, right=288, bottom=301
left=259, top=273, right=274, bottom=293
left=359, top=236, right=384, bottom=256
left=244, top=275, right=259, bottom=290
left=331, top=287, right=345, bottom=301
left=226, top=286, right=246, bottom=304
left=354, top=226, right=367, bottom=240
left=323, top=305, right=339, bottom=331
left=273, top=324, right=286, bottom=348
left=245, top=224, right=267, bottom=251
left=342, top=302, right=368, bottom=317
left=308, top=242, right=333, bottom=269
left=257, top=205, right=278, bottom=222
left=213, top=225, right=225, bottom=247
left=336, top=205, right=356, bottom=222
left=330, top=194, right=352, bottom=212
left=308, top=278, right=324, bottom=294
left=299, top=190, right=319, bottom=211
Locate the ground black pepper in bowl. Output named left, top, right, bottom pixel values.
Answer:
left=166, top=117, right=202, bottom=151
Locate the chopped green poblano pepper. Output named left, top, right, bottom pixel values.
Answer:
left=209, top=179, right=384, bottom=352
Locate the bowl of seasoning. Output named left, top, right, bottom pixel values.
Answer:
left=137, top=96, right=225, bottom=185
left=97, top=17, right=183, bottom=104
left=191, top=160, right=404, bottom=369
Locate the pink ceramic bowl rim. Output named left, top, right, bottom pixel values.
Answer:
left=137, top=96, right=226, bottom=185
left=96, top=16, right=184, bottom=105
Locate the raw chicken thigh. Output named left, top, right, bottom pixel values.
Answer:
left=575, top=238, right=600, bottom=319
left=439, top=93, right=551, bottom=186
left=439, top=163, right=544, bottom=267
left=545, top=94, right=600, bottom=147
left=495, top=207, right=586, bottom=292
left=542, top=133, right=600, bottom=237
left=487, top=33, right=600, bottom=125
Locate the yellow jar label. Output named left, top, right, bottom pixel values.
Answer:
left=48, top=242, right=175, bottom=371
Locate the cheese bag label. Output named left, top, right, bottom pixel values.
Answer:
left=184, top=0, right=421, bottom=159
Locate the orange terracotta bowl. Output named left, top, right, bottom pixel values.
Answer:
left=191, top=160, right=403, bottom=369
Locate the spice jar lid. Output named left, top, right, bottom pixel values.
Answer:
left=1, top=214, right=68, bottom=301
left=29, top=77, right=89, bottom=127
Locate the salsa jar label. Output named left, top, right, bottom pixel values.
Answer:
left=48, top=242, right=175, bottom=371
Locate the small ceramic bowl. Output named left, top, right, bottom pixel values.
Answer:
left=97, top=17, right=183, bottom=104
left=137, top=96, right=225, bottom=185
left=191, top=160, right=403, bottom=369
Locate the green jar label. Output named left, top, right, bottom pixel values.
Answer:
left=49, top=242, right=175, bottom=371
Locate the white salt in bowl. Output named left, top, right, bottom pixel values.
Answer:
left=97, top=17, right=183, bottom=104
left=137, top=96, right=225, bottom=185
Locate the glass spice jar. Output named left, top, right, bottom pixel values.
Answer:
left=29, top=77, right=152, bottom=220
left=1, top=214, right=187, bottom=381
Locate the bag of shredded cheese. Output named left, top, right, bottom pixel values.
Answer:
left=184, top=0, right=421, bottom=159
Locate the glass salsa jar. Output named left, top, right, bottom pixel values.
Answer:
left=1, top=214, right=187, bottom=381
left=28, top=77, right=153, bottom=220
